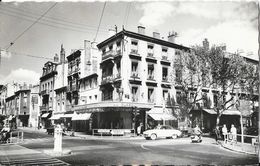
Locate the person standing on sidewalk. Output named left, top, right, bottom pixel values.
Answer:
left=230, top=124, right=237, bottom=144
left=214, top=126, right=220, bottom=143
left=222, top=124, right=228, bottom=143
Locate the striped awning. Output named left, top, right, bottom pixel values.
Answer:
left=41, top=113, right=50, bottom=118
left=72, top=113, right=92, bottom=121
left=148, top=107, right=176, bottom=121
left=49, top=114, right=63, bottom=120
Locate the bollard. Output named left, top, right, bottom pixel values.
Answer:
left=54, top=125, right=63, bottom=153
left=21, top=131, right=24, bottom=142
left=10, top=132, right=12, bottom=143
left=17, top=132, right=19, bottom=144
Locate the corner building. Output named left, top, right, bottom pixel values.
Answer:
left=74, top=26, right=190, bottom=132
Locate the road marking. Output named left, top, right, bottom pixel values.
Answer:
left=140, top=143, right=150, bottom=150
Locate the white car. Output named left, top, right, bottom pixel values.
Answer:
left=143, top=125, right=182, bottom=140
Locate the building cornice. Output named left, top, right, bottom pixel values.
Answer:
left=97, top=29, right=190, bottom=52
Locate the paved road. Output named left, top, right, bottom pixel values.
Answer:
left=20, top=135, right=258, bottom=165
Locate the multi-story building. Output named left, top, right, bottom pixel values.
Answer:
left=72, top=26, right=190, bottom=133
left=4, top=83, right=33, bottom=128
left=39, top=57, right=58, bottom=128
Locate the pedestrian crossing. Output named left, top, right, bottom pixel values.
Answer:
left=0, top=156, right=70, bottom=166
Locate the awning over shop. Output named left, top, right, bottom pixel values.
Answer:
left=49, top=114, right=63, bottom=120
left=202, top=109, right=241, bottom=116
left=61, top=114, right=74, bottom=118
left=72, top=113, right=92, bottom=121
left=41, top=113, right=50, bottom=118
left=147, top=107, right=176, bottom=121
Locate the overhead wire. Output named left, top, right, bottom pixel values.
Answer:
left=0, top=10, right=107, bottom=36
left=123, top=2, right=131, bottom=29
left=0, top=4, right=107, bottom=32
left=5, top=2, right=58, bottom=50
left=94, top=2, right=107, bottom=42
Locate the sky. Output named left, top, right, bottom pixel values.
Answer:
left=0, top=0, right=258, bottom=85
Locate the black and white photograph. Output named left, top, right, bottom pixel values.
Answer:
left=0, top=0, right=259, bottom=165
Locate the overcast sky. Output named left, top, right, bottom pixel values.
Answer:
left=0, top=0, right=258, bottom=85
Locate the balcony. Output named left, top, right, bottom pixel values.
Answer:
left=40, top=89, right=49, bottom=96
left=160, top=55, right=171, bottom=66
left=102, top=50, right=115, bottom=61
left=40, top=105, right=49, bottom=112
left=129, top=49, right=141, bottom=60
left=148, top=98, right=154, bottom=103
left=146, top=53, right=157, bottom=63
left=129, top=72, right=141, bottom=85
left=101, top=75, right=114, bottom=85
left=147, top=75, right=155, bottom=81
left=132, top=96, right=139, bottom=102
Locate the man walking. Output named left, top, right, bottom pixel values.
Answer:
left=222, top=124, right=228, bottom=143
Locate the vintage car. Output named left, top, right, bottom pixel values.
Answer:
left=143, top=125, right=182, bottom=140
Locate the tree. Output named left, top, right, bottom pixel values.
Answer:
left=201, top=46, right=252, bottom=126
left=171, top=43, right=254, bottom=128
left=169, top=46, right=212, bottom=127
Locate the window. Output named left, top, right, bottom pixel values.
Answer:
left=131, top=40, right=138, bottom=53
left=102, top=49, right=106, bottom=54
left=148, top=88, right=154, bottom=102
left=176, top=91, right=182, bottom=104
left=162, top=47, right=168, bottom=57
left=102, top=89, right=113, bottom=101
left=147, top=44, right=154, bottom=56
left=163, top=90, right=169, bottom=101
left=213, top=94, right=218, bottom=107
left=109, top=45, right=113, bottom=51
left=116, top=41, right=121, bottom=51
left=148, top=64, right=154, bottom=80
left=162, top=67, right=168, bottom=81
left=132, top=87, right=138, bottom=102
left=175, top=68, right=182, bottom=84
left=95, top=95, right=97, bottom=101
left=89, top=96, right=92, bottom=101
left=190, top=92, right=195, bottom=102
left=131, top=61, right=138, bottom=77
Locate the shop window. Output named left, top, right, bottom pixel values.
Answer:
left=102, top=89, right=113, bottom=101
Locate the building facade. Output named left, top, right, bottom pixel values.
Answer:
left=72, top=26, right=189, bottom=133
left=39, top=60, right=58, bottom=128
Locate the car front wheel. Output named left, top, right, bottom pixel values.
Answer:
left=172, top=134, right=177, bottom=139
left=150, top=134, right=157, bottom=140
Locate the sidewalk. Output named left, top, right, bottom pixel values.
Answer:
left=0, top=144, right=69, bottom=165
left=17, top=126, right=46, bottom=133
left=218, top=140, right=258, bottom=155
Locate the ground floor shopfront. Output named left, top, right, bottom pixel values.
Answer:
left=71, top=102, right=177, bottom=134
left=189, top=108, right=241, bottom=133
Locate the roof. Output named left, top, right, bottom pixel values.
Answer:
left=97, top=29, right=190, bottom=52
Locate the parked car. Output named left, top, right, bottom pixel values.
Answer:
left=143, top=125, right=182, bottom=140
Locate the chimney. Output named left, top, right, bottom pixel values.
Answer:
left=60, top=44, right=65, bottom=64
left=108, top=29, right=116, bottom=38
left=168, top=31, right=177, bottom=43
left=138, top=26, right=145, bottom=35
left=54, top=53, right=59, bottom=63
left=203, top=38, right=209, bottom=50
left=153, top=32, right=160, bottom=39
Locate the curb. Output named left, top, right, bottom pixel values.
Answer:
left=219, top=142, right=257, bottom=155
left=75, top=135, right=145, bottom=141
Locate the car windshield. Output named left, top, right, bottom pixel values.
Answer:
left=155, top=125, right=174, bottom=130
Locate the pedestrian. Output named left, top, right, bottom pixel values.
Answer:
left=137, top=123, right=143, bottom=136
left=214, top=126, right=220, bottom=143
left=222, top=124, right=228, bottom=143
left=230, top=124, right=237, bottom=144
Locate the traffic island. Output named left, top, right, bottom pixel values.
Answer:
left=43, top=149, right=72, bottom=157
